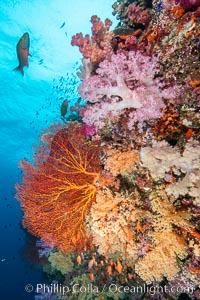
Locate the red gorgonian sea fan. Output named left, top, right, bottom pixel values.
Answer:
left=15, top=122, right=101, bottom=252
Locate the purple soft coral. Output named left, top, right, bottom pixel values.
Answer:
left=174, top=0, right=200, bottom=10
left=36, top=239, right=54, bottom=258
left=79, top=51, right=178, bottom=130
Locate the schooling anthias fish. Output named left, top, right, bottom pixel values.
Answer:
left=13, top=32, right=31, bottom=76
left=60, top=100, right=68, bottom=117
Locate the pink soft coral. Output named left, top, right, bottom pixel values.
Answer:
left=71, top=15, right=114, bottom=65
left=79, top=51, right=178, bottom=130
left=128, top=4, right=151, bottom=26
left=79, top=124, right=96, bottom=137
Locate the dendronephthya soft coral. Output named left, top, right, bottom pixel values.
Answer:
left=71, top=15, right=114, bottom=65
left=79, top=51, right=179, bottom=130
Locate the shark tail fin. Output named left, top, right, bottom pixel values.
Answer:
left=13, top=66, right=24, bottom=76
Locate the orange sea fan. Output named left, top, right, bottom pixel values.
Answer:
left=15, top=123, right=101, bottom=252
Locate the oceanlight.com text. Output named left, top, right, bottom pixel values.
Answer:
left=29, top=282, right=195, bottom=296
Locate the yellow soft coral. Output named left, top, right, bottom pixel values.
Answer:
left=150, top=187, right=191, bottom=232
left=87, top=188, right=142, bottom=258
left=135, top=231, right=187, bottom=283
left=105, top=148, right=139, bottom=176
left=87, top=184, right=194, bottom=283
left=134, top=187, right=190, bottom=283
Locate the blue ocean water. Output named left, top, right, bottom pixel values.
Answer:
left=0, top=1, right=116, bottom=299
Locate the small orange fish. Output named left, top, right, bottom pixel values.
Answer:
left=185, top=128, right=193, bottom=140
left=13, top=32, right=31, bottom=76
left=189, top=266, right=200, bottom=273
left=76, top=255, right=82, bottom=265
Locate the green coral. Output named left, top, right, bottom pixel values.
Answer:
left=48, top=251, right=74, bottom=275
left=64, top=274, right=95, bottom=300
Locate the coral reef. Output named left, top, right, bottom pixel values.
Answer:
left=76, top=58, right=94, bottom=80
left=16, top=1, right=200, bottom=299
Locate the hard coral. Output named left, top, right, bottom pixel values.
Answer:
left=15, top=123, right=101, bottom=252
left=71, top=15, right=114, bottom=65
left=79, top=51, right=178, bottom=130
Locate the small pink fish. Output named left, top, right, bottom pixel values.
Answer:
left=13, top=32, right=31, bottom=76
left=88, top=259, right=94, bottom=271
